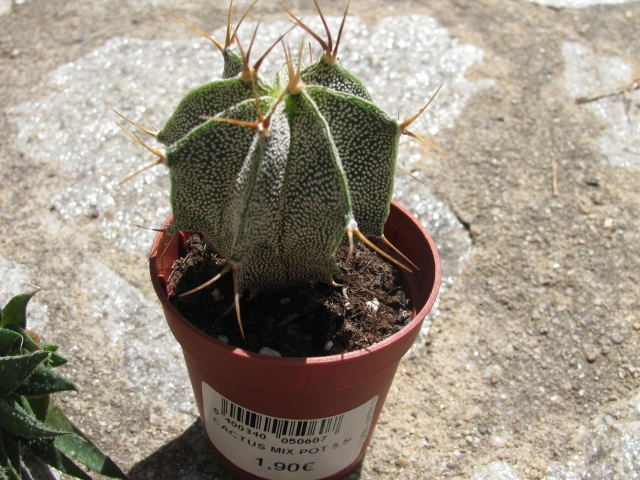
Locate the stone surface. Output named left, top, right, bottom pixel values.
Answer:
left=0, top=0, right=10, bottom=17
left=525, top=0, right=640, bottom=8
left=1, top=0, right=639, bottom=479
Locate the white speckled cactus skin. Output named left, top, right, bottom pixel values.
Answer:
left=118, top=1, right=437, bottom=319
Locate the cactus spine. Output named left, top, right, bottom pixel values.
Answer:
left=116, top=1, right=443, bottom=337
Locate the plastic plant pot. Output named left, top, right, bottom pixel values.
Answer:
left=149, top=200, right=441, bottom=480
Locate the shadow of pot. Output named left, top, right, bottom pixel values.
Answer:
left=149, top=201, right=441, bottom=480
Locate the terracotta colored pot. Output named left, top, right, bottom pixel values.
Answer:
left=149, top=201, right=441, bottom=480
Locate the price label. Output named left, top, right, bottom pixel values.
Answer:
left=202, top=382, right=377, bottom=479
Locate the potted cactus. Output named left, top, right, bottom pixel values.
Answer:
left=0, top=289, right=127, bottom=480
left=116, top=1, right=442, bottom=479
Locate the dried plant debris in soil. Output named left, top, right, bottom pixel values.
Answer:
left=167, top=234, right=412, bottom=357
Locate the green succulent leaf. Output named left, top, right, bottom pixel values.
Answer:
left=30, top=441, right=93, bottom=480
left=37, top=343, right=58, bottom=353
left=37, top=344, right=67, bottom=368
left=3, top=326, right=39, bottom=354
left=0, top=434, right=21, bottom=480
left=0, top=464, right=19, bottom=480
left=46, top=353, right=68, bottom=369
left=0, top=351, right=50, bottom=395
left=14, top=364, right=77, bottom=397
left=14, top=394, right=35, bottom=418
left=0, top=330, right=22, bottom=357
left=0, top=396, right=68, bottom=438
left=46, top=403, right=129, bottom=479
left=1, top=290, right=39, bottom=330
left=25, top=395, right=49, bottom=423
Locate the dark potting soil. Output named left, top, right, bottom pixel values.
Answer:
left=167, top=234, right=412, bottom=357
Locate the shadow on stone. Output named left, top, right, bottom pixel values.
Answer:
left=128, top=419, right=232, bottom=480
left=343, top=458, right=364, bottom=479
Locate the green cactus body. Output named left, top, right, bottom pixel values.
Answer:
left=222, top=48, right=244, bottom=79
left=119, top=3, right=442, bottom=330
left=167, top=98, right=277, bottom=254
left=301, top=56, right=373, bottom=101
left=157, top=2, right=266, bottom=145
left=165, top=86, right=357, bottom=294
left=305, top=86, right=399, bottom=237
left=149, top=46, right=405, bottom=297
left=156, top=76, right=272, bottom=145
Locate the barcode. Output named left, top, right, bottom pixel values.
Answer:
left=221, top=398, right=344, bottom=439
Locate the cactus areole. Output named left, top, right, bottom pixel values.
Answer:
left=117, top=1, right=443, bottom=336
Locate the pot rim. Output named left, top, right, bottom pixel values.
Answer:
left=150, top=200, right=441, bottom=365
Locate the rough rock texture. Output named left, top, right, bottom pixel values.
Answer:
left=0, top=0, right=639, bottom=479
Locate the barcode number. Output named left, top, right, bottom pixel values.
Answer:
left=221, top=398, right=344, bottom=439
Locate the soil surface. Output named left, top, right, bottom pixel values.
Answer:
left=0, top=0, right=639, bottom=479
left=167, top=234, right=411, bottom=357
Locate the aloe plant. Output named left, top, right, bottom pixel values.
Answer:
left=116, top=0, right=444, bottom=337
left=0, top=289, right=127, bottom=480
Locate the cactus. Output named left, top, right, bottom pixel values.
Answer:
left=0, top=289, right=127, bottom=480
left=116, top=1, right=444, bottom=337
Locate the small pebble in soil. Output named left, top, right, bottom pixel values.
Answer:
left=610, top=333, right=625, bottom=344
left=463, top=406, right=479, bottom=421
left=490, top=377, right=499, bottom=385
left=633, top=323, right=640, bottom=330
left=411, top=411, right=418, bottom=418
left=585, top=350, right=598, bottom=363
left=478, top=426, right=488, bottom=435
left=489, top=435, right=507, bottom=448
left=366, top=298, right=380, bottom=312
left=324, top=341, right=334, bottom=352
left=395, top=458, right=409, bottom=468
left=260, top=347, right=281, bottom=356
